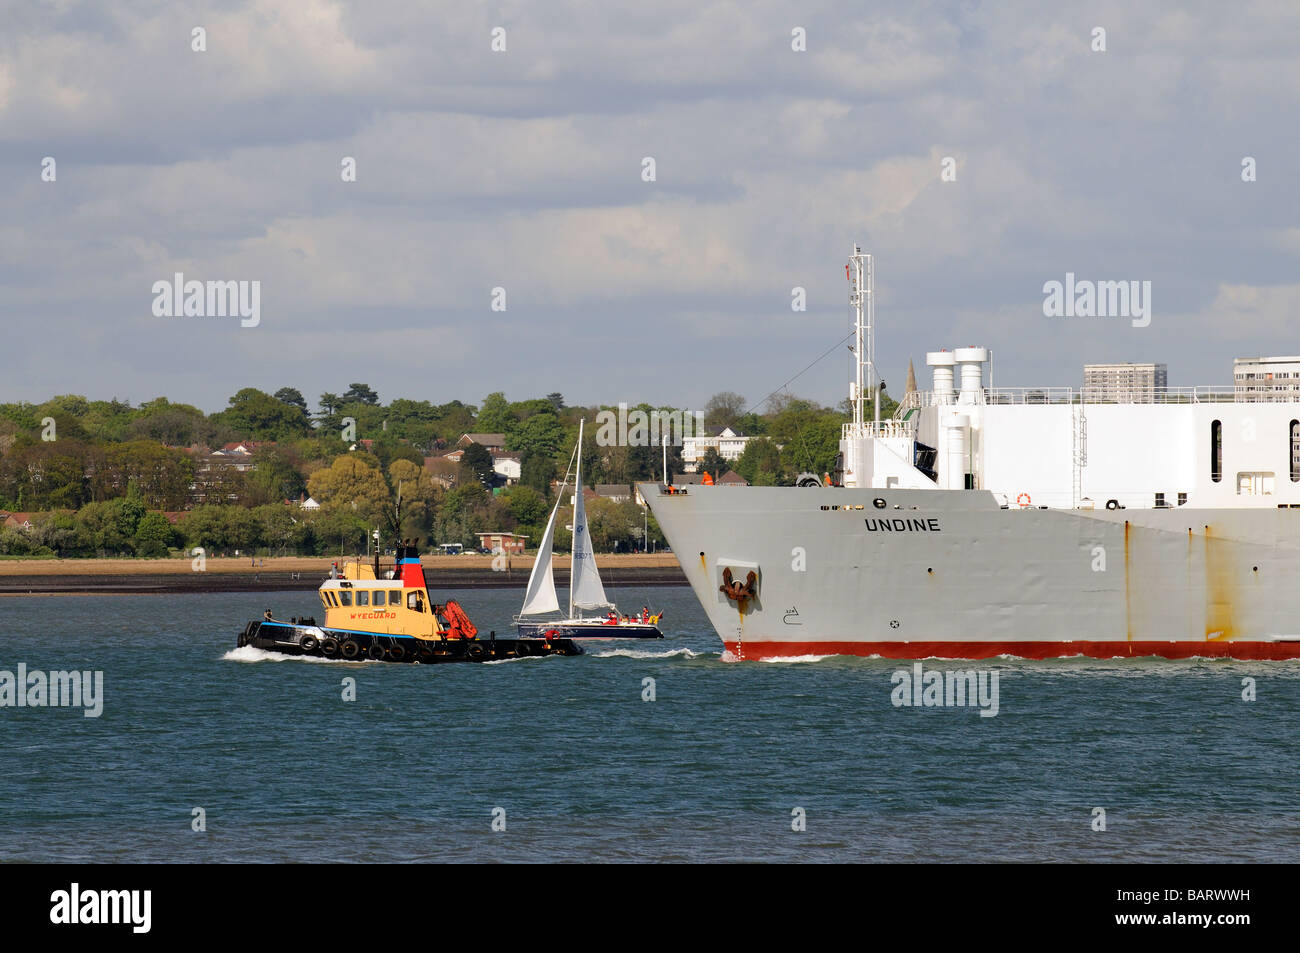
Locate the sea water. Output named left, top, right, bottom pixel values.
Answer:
left=1, top=587, right=1296, bottom=862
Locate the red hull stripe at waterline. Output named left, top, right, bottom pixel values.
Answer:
left=723, top=640, right=1300, bottom=661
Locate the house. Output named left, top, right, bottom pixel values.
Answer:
left=220, top=441, right=263, bottom=455
left=491, top=451, right=522, bottom=484
left=716, top=470, right=750, bottom=487
left=681, top=427, right=752, bottom=472
left=2, top=512, right=37, bottom=531
left=439, top=445, right=518, bottom=487
left=457, top=433, right=508, bottom=453
left=211, top=442, right=265, bottom=470
left=671, top=473, right=704, bottom=487
left=299, top=496, right=320, bottom=511
left=188, top=441, right=268, bottom=504
left=423, top=456, right=459, bottom=489
left=595, top=484, right=632, bottom=502
left=475, top=531, right=528, bottom=554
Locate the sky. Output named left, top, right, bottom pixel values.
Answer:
left=3, top=0, right=1299, bottom=416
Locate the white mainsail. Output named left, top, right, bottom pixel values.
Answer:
left=519, top=490, right=561, bottom=616
left=569, top=419, right=611, bottom=614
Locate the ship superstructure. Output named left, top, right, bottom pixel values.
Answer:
left=643, top=246, right=1300, bottom=660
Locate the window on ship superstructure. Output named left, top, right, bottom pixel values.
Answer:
left=1211, top=420, right=1223, bottom=483
left=357, top=591, right=369, bottom=606
left=1291, top=420, right=1300, bottom=482
left=389, top=590, right=401, bottom=605
left=339, top=591, right=352, bottom=606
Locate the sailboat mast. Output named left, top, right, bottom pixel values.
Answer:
left=570, top=418, right=583, bottom=618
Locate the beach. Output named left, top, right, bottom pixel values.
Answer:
left=0, top=553, right=686, bottom=595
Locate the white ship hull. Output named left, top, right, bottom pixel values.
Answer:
left=642, top=484, right=1300, bottom=660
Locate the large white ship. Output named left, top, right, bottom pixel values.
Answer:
left=643, top=247, right=1300, bottom=660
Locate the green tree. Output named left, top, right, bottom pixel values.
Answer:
left=584, top=498, right=641, bottom=552
left=474, top=392, right=513, bottom=433
left=80, top=399, right=136, bottom=442
left=128, top=399, right=216, bottom=447
left=76, top=495, right=145, bottom=555
left=242, top=445, right=307, bottom=505
left=697, top=446, right=727, bottom=479
left=254, top=504, right=311, bottom=556
left=343, top=383, right=380, bottom=406
left=508, top=412, right=565, bottom=489
left=460, top=443, right=495, bottom=486
left=318, top=392, right=342, bottom=418
left=307, top=454, right=391, bottom=526
left=386, top=459, right=440, bottom=540
left=89, top=441, right=194, bottom=508
left=309, top=508, right=371, bottom=556
left=223, top=506, right=261, bottom=552
left=274, top=387, right=308, bottom=412
left=133, top=511, right=175, bottom=557
left=178, top=505, right=228, bottom=552
left=214, top=388, right=311, bottom=441
left=501, top=485, right=549, bottom=526
left=771, top=412, right=844, bottom=478
left=734, top=437, right=786, bottom=486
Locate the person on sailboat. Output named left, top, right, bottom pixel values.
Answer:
left=605, top=609, right=618, bottom=625
left=640, top=606, right=650, bottom=623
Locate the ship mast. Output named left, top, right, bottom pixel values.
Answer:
left=848, top=245, right=877, bottom=430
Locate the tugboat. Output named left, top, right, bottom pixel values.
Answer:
left=236, top=540, right=582, bottom=663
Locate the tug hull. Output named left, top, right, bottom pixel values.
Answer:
left=237, top=620, right=582, bottom=663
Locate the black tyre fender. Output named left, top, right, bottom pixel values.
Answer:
left=300, top=634, right=319, bottom=652
left=320, top=637, right=340, bottom=657
left=467, top=643, right=485, bottom=660
left=340, top=640, right=360, bottom=659
left=515, top=641, right=530, bottom=657
left=388, top=644, right=406, bottom=662
left=368, top=643, right=386, bottom=660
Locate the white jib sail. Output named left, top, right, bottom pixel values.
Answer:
left=519, top=492, right=561, bottom=616
left=570, top=419, right=611, bottom=613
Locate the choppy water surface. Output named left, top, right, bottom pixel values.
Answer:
left=1, top=587, right=1296, bottom=862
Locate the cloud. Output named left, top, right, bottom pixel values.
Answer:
left=1, top=0, right=1299, bottom=413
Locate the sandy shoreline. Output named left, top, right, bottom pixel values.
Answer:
left=0, top=553, right=687, bottom=595
left=0, top=553, right=681, bottom=575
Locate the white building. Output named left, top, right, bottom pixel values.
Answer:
left=491, top=452, right=521, bottom=484
left=1083, top=362, right=1167, bottom=402
left=1234, top=356, right=1300, bottom=401
left=682, top=428, right=751, bottom=472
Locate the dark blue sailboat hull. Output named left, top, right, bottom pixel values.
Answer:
left=516, top=620, right=663, bottom=640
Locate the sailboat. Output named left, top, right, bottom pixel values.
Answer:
left=515, top=419, right=664, bottom=640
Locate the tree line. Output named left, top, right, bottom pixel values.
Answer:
left=0, top=385, right=894, bottom=558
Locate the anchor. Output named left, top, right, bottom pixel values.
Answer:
left=719, top=566, right=759, bottom=611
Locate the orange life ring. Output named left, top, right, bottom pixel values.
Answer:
left=1016, top=493, right=1031, bottom=507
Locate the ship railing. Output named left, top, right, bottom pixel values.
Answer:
left=901, top=387, right=1281, bottom=406
left=842, top=419, right=916, bottom=440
